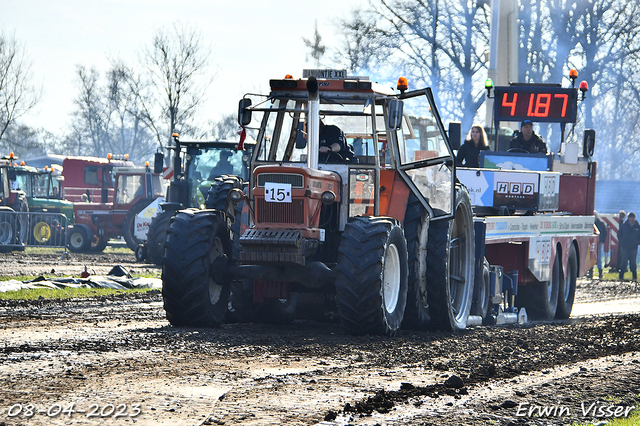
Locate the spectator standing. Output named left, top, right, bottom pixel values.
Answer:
left=618, top=212, right=640, bottom=281
left=616, top=210, right=626, bottom=272
left=594, top=212, right=607, bottom=279
left=456, top=125, right=490, bottom=168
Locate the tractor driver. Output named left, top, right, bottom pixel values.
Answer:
left=509, top=119, right=548, bottom=154
left=318, top=120, right=358, bottom=163
left=209, top=151, right=234, bottom=179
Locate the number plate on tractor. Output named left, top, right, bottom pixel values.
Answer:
left=264, top=182, right=292, bottom=203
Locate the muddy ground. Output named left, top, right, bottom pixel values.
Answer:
left=0, top=250, right=639, bottom=426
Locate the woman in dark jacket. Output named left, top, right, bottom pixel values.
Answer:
left=456, top=125, right=490, bottom=168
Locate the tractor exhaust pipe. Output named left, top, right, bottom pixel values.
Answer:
left=307, top=76, right=320, bottom=170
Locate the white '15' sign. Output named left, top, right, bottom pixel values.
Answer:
left=264, top=182, right=292, bottom=203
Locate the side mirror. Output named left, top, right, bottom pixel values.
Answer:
left=154, top=152, right=164, bottom=174
left=448, top=121, right=462, bottom=150
left=7, top=168, right=16, bottom=181
left=238, top=98, right=252, bottom=126
left=295, top=121, right=307, bottom=149
left=583, top=129, right=595, bottom=157
left=387, top=99, right=404, bottom=130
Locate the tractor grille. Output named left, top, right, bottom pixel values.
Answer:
left=256, top=198, right=305, bottom=224
left=257, top=173, right=304, bottom=188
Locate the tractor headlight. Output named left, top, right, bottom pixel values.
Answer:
left=228, top=188, right=244, bottom=204
left=321, top=191, right=336, bottom=205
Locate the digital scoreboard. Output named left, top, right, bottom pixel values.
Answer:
left=493, top=86, right=578, bottom=124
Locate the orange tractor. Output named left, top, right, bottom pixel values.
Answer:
left=161, top=70, right=474, bottom=335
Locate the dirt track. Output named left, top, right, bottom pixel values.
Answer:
left=0, top=250, right=639, bottom=425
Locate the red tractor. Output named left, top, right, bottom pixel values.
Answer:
left=68, top=166, right=165, bottom=252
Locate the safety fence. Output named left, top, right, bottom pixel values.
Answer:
left=0, top=211, right=69, bottom=253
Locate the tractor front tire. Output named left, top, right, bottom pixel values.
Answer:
left=146, top=211, right=172, bottom=266
left=335, top=217, right=408, bottom=335
left=162, top=209, right=232, bottom=327
left=68, top=226, right=91, bottom=253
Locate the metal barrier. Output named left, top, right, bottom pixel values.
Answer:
left=0, top=211, right=69, bottom=254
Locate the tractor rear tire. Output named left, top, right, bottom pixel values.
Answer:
left=162, top=209, right=232, bottom=327
left=122, top=201, right=149, bottom=251
left=426, top=185, right=475, bottom=331
left=556, top=245, right=577, bottom=319
left=68, top=226, right=91, bottom=253
left=11, top=197, right=28, bottom=251
left=0, top=207, right=15, bottom=253
left=402, top=192, right=431, bottom=329
left=335, top=217, right=408, bottom=335
left=517, top=251, right=560, bottom=320
left=89, top=236, right=108, bottom=252
left=146, top=211, right=172, bottom=266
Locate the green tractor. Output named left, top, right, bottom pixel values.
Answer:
left=10, top=160, right=73, bottom=246
left=139, top=135, right=253, bottom=265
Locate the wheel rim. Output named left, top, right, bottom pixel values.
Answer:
left=34, top=222, right=52, bottom=243
left=208, top=236, right=225, bottom=305
left=70, top=232, right=84, bottom=249
left=0, top=221, right=12, bottom=244
left=383, top=242, right=401, bottom=313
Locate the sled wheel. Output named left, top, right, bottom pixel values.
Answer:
left=555, top=245, right=577, bottom=319
left=402, top=192, right=431, bottom=329
left=426, top=185, right=475, bottom=331
left=162, top=209, right=231, bottom=327
left=517, top=249, right=560, bottom=320
left=335, top=217, right=408, bottom=335
left=471, top=258, right=491, bottom=322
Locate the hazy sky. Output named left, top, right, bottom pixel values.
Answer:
left=2, top=0, right=366, bottom=135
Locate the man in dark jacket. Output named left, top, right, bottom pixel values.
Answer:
left=318, top=120, right=357, bottom=163
left=509, top=119, right=547, bottom=154
left=618, top=212, right=640, bottom=280
left=593, top=212, right=607, bottom=279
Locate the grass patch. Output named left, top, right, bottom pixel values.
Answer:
left=0, top=286, right=157, bottom=300
left=573, top=407, right=639, bottom=426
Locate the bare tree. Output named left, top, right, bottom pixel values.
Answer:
left=67, top=65, right=157, bottom=163
left=137, top=23, right=213, bottom=151
left=339, top=0, right=491, bottom=130
left=0, top=31, right=40, bottom=143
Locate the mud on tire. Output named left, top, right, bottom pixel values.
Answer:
left=426, top=185, right=475, bottom=331
left=335, top=217, right=408, bottom=336
left=162, top=209, right=232, bottom=327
